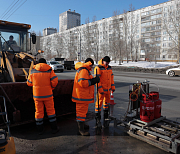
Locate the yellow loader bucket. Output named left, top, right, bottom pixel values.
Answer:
left=0, top=137, right=16, bottom=154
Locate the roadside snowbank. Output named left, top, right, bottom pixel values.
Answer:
left=75, top=61, right=179, bottom=68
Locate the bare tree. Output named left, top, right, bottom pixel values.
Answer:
left=134, top=38, right=141, bottom=62
left=123, top=9, right=130, bottom=63
left=147, top=41, right=161, bottom=64
left=41, top=37, right=53, bottom=60
left=69, top=30, right=78, bottom=60
left=128, top=4, right=139, bottom=62
left=100, top=19, right=109, bottom=60
left=82, top=18, right=94, bottom=59
left=37, top=31, right=42, bottom=36
left=110, top=10, right=125, bottom=64
left=162, top=0, right=180, bottom=63
left=53, top=33, right=65, bottom=57
left=91, top=16, right=99, bottom=63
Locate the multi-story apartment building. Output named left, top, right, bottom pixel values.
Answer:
left=41, top=0, right=180, bottom=62
left=43, top=28, right=57, bottom=36
left=59, top=9, right=81, bottom=33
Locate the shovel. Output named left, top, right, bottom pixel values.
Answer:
left=96, top=69, right=102, bottom=135
left=0, top=85, right=21, bottom=122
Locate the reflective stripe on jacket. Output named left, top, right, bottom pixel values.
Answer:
left=72, top=61, right=94, bottom=104
left=94, top=59, right=115, bottom=94
left=27, top=63, right=58, bottom=100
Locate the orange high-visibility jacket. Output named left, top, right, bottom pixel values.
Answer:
left=94, top=59, right=115, bottom=94
left=27, top=63, right=58, bottom=100
left=72, top=61, right=94, bottom=104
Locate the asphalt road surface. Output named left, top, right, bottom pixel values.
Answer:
left=12, top=69, right=180, bottom=154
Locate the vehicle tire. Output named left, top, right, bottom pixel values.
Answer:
left=67, top=66, right=71, bottom=70
left=168, top=71, right=175, bottom=77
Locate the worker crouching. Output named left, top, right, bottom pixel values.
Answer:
left=72, top=58, right=100, bottom=136
left=27, top=58, right=59, bottom=135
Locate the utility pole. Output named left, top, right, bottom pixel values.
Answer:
left=178, top=26, right=180, bottom=64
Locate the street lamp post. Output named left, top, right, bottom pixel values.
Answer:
left=79, top=31, right=81, bottom=62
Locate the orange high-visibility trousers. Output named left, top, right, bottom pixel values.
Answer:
left=34, top=98, right=55, bottom=120
left=95, top=92, right=110, bottom=113
left=76, top=103, right=89, bottom=122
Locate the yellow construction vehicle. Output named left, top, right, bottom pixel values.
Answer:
left=0, top=20, right=43, bottom=82
left=0, top=20, right=76, bottom=128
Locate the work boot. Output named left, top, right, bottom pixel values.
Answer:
left=84, top=123, right=89, bottom=130
left=95, top=113, right=101, bottom=124
left=104, top=110, right=109, bottom=119
left=77, top=121, right=90, bottom=136
left=95, top=113, right=101, bottom=126
left=37, top=124, right=44, bottom=135
left=50, top=121, right=59, bottom=134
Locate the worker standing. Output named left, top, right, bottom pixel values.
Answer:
left=27, top=58, right=59, bottom=135
left=72, top=58, right=100, bottom=136
left=94, top=56, right=115, bottom=126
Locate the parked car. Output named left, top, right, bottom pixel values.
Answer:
left=166, top=66, right=180, bottom=76
left=47, top=61, right=64, bottom=72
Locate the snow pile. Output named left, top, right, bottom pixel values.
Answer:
left=75, top=61, right=179, bottom=68
left=109, top=61, right=179, bottom=68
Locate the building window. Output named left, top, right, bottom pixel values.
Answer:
left=145, top=38, right=150, bottom=42
left=151, top=26, right=156, bottom=30
left=163, top=55, right=166, bottom=58
left=141, top=50, right=145, bottom=54
left=169, top=24, right=173, bottom=28
left=163, top=31, right=167, bottom=35
left=163, top=37, right=167, bottom=41
left=156, top=37, right=161, bottom=41
left=168, top=55, right=171, bottom=58
left=140, top=55, right=145, bottom=58
left=152, top=21, right=156, bottom=25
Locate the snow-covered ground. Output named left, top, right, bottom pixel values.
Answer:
left=109, top=61, right=179, bottom=68
left=75, top=61, right=179, bottom=68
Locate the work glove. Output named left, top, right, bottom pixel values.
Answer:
left=112, top=90, right=115, bottom=93
left=89, top=76, right=100, bottom=85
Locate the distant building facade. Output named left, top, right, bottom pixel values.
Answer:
left=59, top=9, right=81, bottom=32
left=41, top=0, right=180, bottom=62
left=43, top=28, right=57, bottom=36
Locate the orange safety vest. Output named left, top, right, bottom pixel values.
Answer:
left=94, top=59, right=115, bottom=94
left=72, top=61, right=94, bottom=104
left=27, top=63, right=58, bottom=100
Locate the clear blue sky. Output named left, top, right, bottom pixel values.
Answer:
left=0, top=0, right=168, bottom=34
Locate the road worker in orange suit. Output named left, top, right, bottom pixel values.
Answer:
left=27, top=58, right=59, bottom=135
left=72, top=58, right=100, bottom=136
left=94, top=56, right=115, bottom=125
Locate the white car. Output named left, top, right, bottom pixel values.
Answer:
left=166, top=66, right=180, bottom=77
left=47, top=61, right=64, bottom=72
